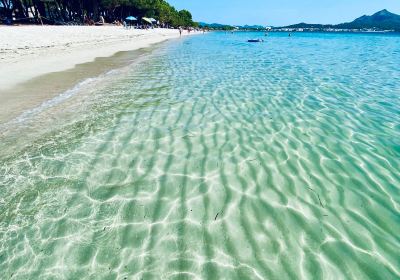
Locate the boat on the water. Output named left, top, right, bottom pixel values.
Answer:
left=247, top=39, right=264, bottom=43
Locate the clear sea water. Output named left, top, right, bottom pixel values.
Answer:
left=1, top=32, right=400, bottom=279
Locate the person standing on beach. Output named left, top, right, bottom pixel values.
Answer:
left=179, top=27, right=182, bottom=37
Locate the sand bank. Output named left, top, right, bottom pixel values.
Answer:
left=0, top=26, right=192, bottom=91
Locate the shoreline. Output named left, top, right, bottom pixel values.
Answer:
left=0, top=26, right=198, bottom=123
left=0, top=26, right=196, bottom=91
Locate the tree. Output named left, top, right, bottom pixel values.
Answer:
left=0, top=0, right=197, bottom=26
left=0, top=0, right=13, bottom=19
left=178, top=9, right=191, bottom=26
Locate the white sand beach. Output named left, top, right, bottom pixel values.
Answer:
left=0, top=26, right=192, bottom=91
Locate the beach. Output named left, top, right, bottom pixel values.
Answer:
left=0, top=26, right=192, bottom=91
left=0, top=26, right=196, bottom=123
left=1, top=31, right=399, bottom=279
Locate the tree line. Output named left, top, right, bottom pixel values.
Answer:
left=0, top=0, right=197, bottom=27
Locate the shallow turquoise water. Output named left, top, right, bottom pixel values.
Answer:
left=1, top=32, right=400, bottom=279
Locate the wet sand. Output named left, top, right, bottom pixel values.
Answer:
left=0, top=47, right=150, bottom=123
left=0, top=26, right=196, bottom=123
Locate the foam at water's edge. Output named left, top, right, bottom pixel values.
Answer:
left=16, top=78, right=98, bottom=123
left=1, top=57, right=141, bottom=129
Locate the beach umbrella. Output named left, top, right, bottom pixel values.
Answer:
left=142, top=17, right=152, bottom=24
left=126, top=16, right=137, bottom=21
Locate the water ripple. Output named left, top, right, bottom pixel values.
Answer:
left=1, top=32, right=400, bottom=279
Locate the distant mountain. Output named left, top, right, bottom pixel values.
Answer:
left=284, top=23, right=333, bottom=29
left=200, top=10, right=400, bottom=32
left=337, top=9, right=400, bottom=30
left=282, top=10, right=400, bottom=31
left=239, top=25, right=265, bottom=30
left=198, top=22, right=265, bottom=31
left=198, top=22, right=234, bottom=30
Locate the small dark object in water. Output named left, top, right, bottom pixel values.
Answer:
left=247, top=39, right=264, bottom=43
left=317, top=194, right=325, bottom=208
left=214, top=212, right=219, bottom=220
left=307, top=187, right=325, bottom=208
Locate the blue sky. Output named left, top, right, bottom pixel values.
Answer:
left=168, top=0, right=400, bottom=26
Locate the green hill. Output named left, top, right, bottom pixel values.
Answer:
left=337, top=9, right=400, bottom=31
left=283, top=9, right=400, bottom=31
